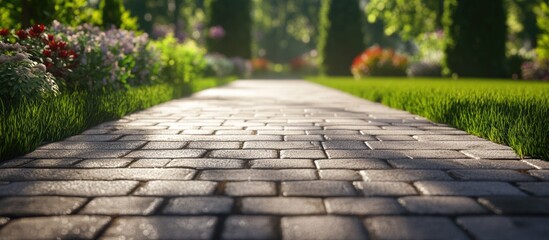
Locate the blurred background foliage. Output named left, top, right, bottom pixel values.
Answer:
left=0, top=0, right=548, bottom=78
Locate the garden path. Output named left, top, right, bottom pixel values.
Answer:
left=0, top=80, right=548, bottom=239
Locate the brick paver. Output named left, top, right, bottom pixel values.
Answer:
left=1, top=80, right=547, bottom=239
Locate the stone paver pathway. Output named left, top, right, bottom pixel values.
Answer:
left=1, top=80, right=549, bottom=239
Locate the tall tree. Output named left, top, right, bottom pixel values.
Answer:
left=444, top=0, right=508, bottom=77
left=318, top=0, right=365, bottom=75
left=206, top=0, right=252, bottom=58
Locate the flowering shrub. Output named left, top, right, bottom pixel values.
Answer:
left=251, top=58, right=270, bottom=72
left=407, top=62, right=442, bottom=77
left=208, top=26, right=225, bottom=39
left=204, top=53, right=234, bottom=77
left=50, top=21, right=158, bottom=90
left=0, top=42, right=59, bottom=105
left=351, top=46, right=408, bottom=78
left=230, top=57, right=252, bottom=78
left=522, top=60, right=549, bottom=81
left=1, top=24, right=78, bottom=83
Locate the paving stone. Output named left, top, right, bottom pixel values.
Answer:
left=307, top=130, right=361, bottom=135
left=319, top=169, right=362, bottom=180
left=240, top=197, right=325, bottom=215
left=222, top=216, right=277, bottom=240
left=282, top=216, right=367, bottom=240
left=457, top=216, right=549, bottom=240
left=0, top=159, right=33, bottom=168
left=40, top=141, right=146, bottom=150
left=0, top=216, right=110, bottom=239
left=360, top=170, right=452, bottom=181
left=478, top=197, right=549, bottom=215
left=129, top=158, right=171, bottom=168
left=141, top=141, right=187, bottom=149
left=523, top=159, right=549, bottom=169
left=388, top=159, right=467, bottom=169
left=361, top=130, right=433, bottom=135
left=376, top=135, right=416, bottom=141
left=185, top=141, right=242, bottom=149
left=325, top=150, right=407, bottom=159
left=365, top=216, right=468, bottom=240
left=321, top=141, right=369, bottom=150
left=355, top=182, right=417, bottom=196
left=162, top=197, right=233, bottom=214
left=0, top=217, right=8, bottom=226
left=64, top=134, right=121, bottom=141
left=225, top=182, right=277, bottom=196
left=243, top=141, right=321, bottom=149
left=398, top=196, right=487, bottom=214
left=216, top=130, right=255, bottom=135
left=182, top=129, right=216, bottom=134
left=367, top=141, right=509, bottom=150
left=257, top=130, right=306, bottom=135
left=452, top=159, right=533, bottom=170
left=415, top=181, right=526, bottom=196
left=414, top=135, right=484, bottom=141
left=315, top=158, right=389, bottom=169
left=281, top=181, right=357, bottom=197
left=324, top=135, right=377, bottom=141
left=529, top=170, right=549, bottom=180
left=102, top=216, right=217, bottom=239
left=461, top=149, right=521, bottom=159
left=209, top=150, right=278, bottom=159
left=110, top=129, right=181, bottom=135
left=24, top=149, right=130, bottom=159
left=284, top=135, right=325, bottom=141
left=250, top=159, right=315, bottom=169
left=0, top=168, right=195, bottom=181
left=0, top=196, right=86, bottom=216
left=198, top=169, right=317, bottom=181
left=80, top=197, right=162, bottom=215
left=133, top=181, right=217, bottom=196
left=324, top=125, right=381, bottom=130
left=400, top=150, right=469, bottom=159
left=517, top=182, right=549, bottom=196
left=280, top=150, right=326, bottom=159
left=72, top=158, right=133, bottom=168
left=449, top=169, right=536, bottom=181
left=325, top=197, right=405, bottom=215
left=167, top=158, right=245, bottom=169
left=121, top=134, right=283, bottom=141
left=125, top=149, right=206, bottom=158
left=22, top=158, right=81, bottom=168
left=0, top=181, right=138, bottom=196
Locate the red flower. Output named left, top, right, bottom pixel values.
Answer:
left=57, top=41, right=67, bottom=50
left=32, top=24, right=45, bottom=34
left=43, top=49, right=52, bottom=57
left=47, top=34, right=54, bottom=41
left=45, top=62, right=53, bottom=69
left=0, top=28, right=9, bottom=36
left=49, top=40, right=57, bottom=51
left=68, top=50, right=78, bottom=59
left=58, top=50, right=69, bottom=58
left=16, top=30, right=28, bottom=40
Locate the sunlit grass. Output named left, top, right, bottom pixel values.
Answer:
left=0, top=77, right=233, bottom=160
left=309, top=77, right=549, bottom=160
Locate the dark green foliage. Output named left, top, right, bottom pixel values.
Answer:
left=206, top=0, right=252, bottom=58
left=443, top=0, right=508, bottom=78
left=21, top=0, right=56, bottom=27
left=311, top=77, right=549, bottom=160
left=100, top=0, right=123, bottom=29
left=318, top=0, right=365, bottom=76
left=0, top=78, right=232, bottom=160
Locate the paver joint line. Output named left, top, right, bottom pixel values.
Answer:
left=1, top=79, right=545, bottom=240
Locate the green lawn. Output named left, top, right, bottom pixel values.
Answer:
left=309, top=77, right=549, bottom=160
left=0, top=77, right=233, bottom=161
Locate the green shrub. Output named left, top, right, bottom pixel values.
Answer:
left=152, top=36, right=207, bottom=84
left=318, top=0, right=365, bottom=76
left=443, top=0, right=507, bottom=78
left=99, top=0, right=137, bottom=30
left=535, top=2, right=549, bottom=60
left=206, top=0, right=252, bottom=58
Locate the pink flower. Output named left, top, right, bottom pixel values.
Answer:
left=208, top=25, right=225, bottom=39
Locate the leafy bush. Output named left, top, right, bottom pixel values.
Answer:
left=251, top=58, right=270, bottom=72
left=535, top=2, right=549, bottom=60
left=0, top=43, right=59, bottom=105
left=351, top=46, right=408, bottom=78
left=99, top=0, right=137, bottom=30
left=152, top=35, right=206, bottom=84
